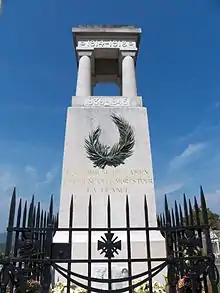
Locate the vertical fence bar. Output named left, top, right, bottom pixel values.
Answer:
left=13, top=199, right=22, bottom=260
left=188, top=199, right=194, bottom=227
left=184, top=196, right=196, bottom=293
left=194, top=196, right=208, bottom=293
left=4, top=189, right=16, bottom=293
left=180, top=200, right=189, bottom=277
left=49, top=196, right=53, bottom=222
left=38, top=209, right=44, bottom=282
left=33, top=206, right=36, bottom=228
left=41, top=227, right=52, bottom=293
left=174, top=201, right=184, bottom=277
left=12, top=198, right=22, bottom=292
left=189, top=198, right=198, bottom=293
left=194, top=197, right=201, bottom=236
left=67, top=196, right=73, bottom=293
left=144, top=195, right=152, bottom=293
left=183, top=194, right=189, bottom=226
left=19, top=201, right=27, bottom=271
left=41, top=197, right=54, bottom=293
left=125, top=196, right=132, bottom=293
left=171, top=204, right=180, bottom=290
left=107, top=196, right=112, bottom=291
left=31, top=205, right=37, bottom=279
left=5, top=188, right=16, bottom=256
left=179, top=204, right=184, bottom=227
left=183, top=194, right=193, bottom=287
left=51, top=212, right=57, bottom=290
left=162, top=213, right=166, bottom=227
left=27, top=195, right=34, bottom=227
left=35, top=202, right=40, bottom=280
left=26, top=195, right=34, bottom=279
left=40, top=211, right=47, bottom=283
left=87, top=196, right=92, bottom=293
left=200, top=187, right=218, bottom=293
left=22, top=200, right=27, bottom=229
left=165, top=195, right=177, bottom=293
left=171, top=208, right=178, bottom=261
left=179, top=201, right=186, bottom=273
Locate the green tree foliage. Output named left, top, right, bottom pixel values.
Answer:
left=205, top=208, right=220, bottom=229
left=185, top=207, right=220, bottom=230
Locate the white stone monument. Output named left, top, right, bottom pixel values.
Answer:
left=54, top=25, right=166, bottom=287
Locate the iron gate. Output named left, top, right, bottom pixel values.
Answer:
left=0, top=187, right=219, bottom=293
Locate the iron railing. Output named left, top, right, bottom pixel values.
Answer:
left=0, top=187, right=219, bottom=293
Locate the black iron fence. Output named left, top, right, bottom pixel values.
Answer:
left=0, top=187, right=219, bottom=293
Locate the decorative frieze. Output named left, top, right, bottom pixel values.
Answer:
left=76, top=40, right=136, bottom=50
left=84, top=97, right=130, bottom=107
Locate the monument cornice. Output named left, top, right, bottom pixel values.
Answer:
left=72, top=25, right=141, bottom=64
left=72, top=25, right=141, bottom=34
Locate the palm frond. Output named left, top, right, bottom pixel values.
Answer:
left=84, top=113, right=135, bottom=169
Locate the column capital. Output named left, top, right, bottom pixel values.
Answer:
left=77, top=51, right=93, bottom=58
left=120, top=51, right=136, bottom=58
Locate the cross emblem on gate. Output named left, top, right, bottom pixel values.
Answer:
left=97, top=232, right=121, bottom=258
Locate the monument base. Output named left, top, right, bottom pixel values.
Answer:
left=53, top=231, right=166, bottom=289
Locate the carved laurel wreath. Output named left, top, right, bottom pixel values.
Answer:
left=85, top=113, right=135, bottom=169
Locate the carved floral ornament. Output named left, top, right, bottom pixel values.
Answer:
left=76, top=39, right=137, bottom=50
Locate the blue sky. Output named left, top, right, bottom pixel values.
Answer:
left=0, top=0, right=220, bottom=230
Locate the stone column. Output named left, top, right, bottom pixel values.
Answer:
left=75, top=53, right=92, bottom=96
left=121, top=53, right=137, bottom=97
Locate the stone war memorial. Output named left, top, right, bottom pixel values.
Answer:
left=54, top=25, right=166, bottom=285
left=0, top=25, right=219, bottom=293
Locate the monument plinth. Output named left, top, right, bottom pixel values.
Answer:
left=54, top=25, right=165, bottom=285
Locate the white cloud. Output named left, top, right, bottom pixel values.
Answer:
left=169, top=143, right=206, bottom=170
left=155, top=182, right=184, bottom=212
left=0, top=140, right=62, bottom=231
left=156, top=113, right=220, bottom=214
left=25, top=165, right=37, bottom=177
left=0, top=163, right=60, bottom=231
left=156, top=182, right=183, bottom=197
left=179, top=124, right=220, bottom=143
left=0, top=172, right=15, bottom=191
left=205, top=189, right=220, bottom=213
left=45, top=167, right=58, bottom=184
left=24, top=165, right=59, bottom=188
left=0, top=165, right=17, bottom=192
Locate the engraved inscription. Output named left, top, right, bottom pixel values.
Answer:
left=65, top=169, right=154, bottom=192
left=72, top=177, right=153, bottom=185
left=87, top=187, right=128, bottom=194
left=77, top=40, right=136, bottom=50
left=84, top=97, right=129, bottom=107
